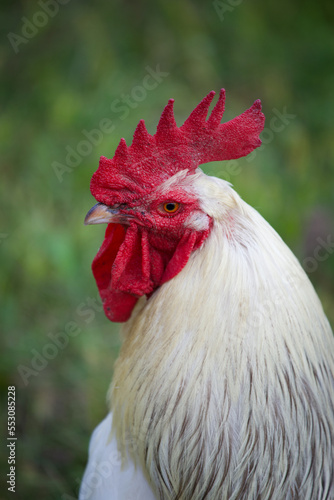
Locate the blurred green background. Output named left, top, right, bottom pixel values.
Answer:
left=1, top=0, right=334, bottom=498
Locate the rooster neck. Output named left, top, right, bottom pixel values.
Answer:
left=110, top=199, right=334, bottom=498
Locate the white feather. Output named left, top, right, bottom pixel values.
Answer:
left=79, top=413, right=156, bottom=500
left=82, top=171, right=334, bottom=499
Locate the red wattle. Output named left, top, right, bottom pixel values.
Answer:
left=92, top=222, right=209, bottom=322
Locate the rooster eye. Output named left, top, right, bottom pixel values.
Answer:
left=162, top=202, right=180, bottom=214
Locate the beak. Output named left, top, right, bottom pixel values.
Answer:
left=84, top=202, right=133, bottom=225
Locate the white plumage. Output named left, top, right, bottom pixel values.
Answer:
left=81, top=171, right=334, bottom=499
left=80, top=413, right=155, bottom=499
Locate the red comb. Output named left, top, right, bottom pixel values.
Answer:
left=90, top=89, right=265, bottom=205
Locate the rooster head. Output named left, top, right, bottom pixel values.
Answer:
left=85, top=89, right=265, bottom=322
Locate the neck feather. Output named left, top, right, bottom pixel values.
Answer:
left=110, top=196, right=334, bottom=498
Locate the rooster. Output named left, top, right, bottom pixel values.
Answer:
left=80, top=90, right=334, bottom=500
